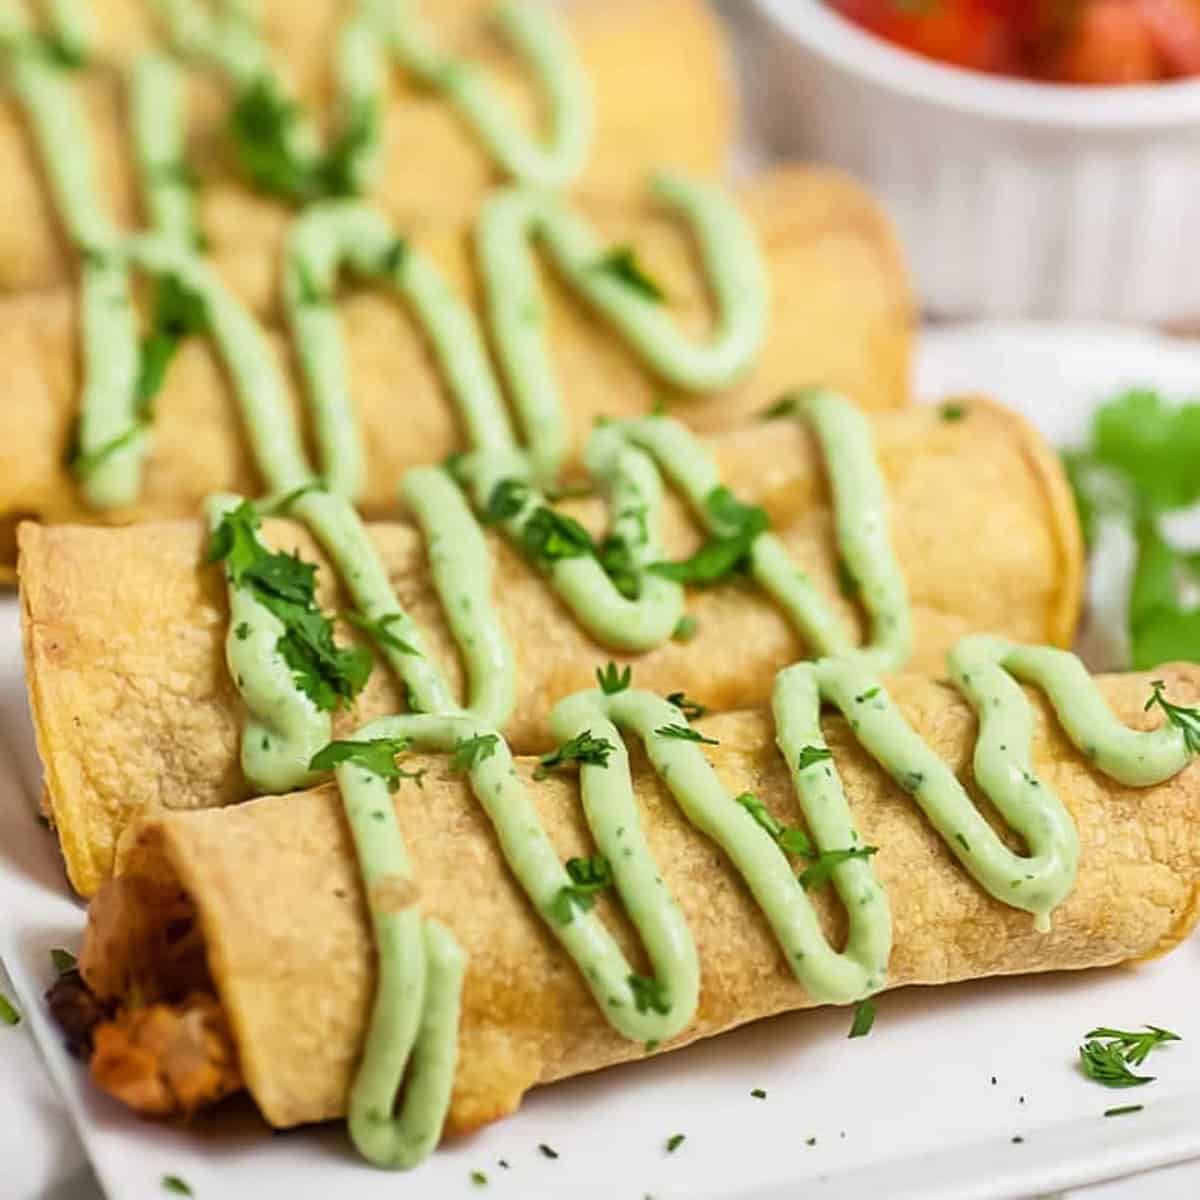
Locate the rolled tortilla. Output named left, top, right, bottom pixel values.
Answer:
left=0, top=0, right=733, bottom=294
left=20, top=399, right=1082, bottom=896
left=76, top=663, right=1200, bottom=1134
left=0, top=164, right=913, bottom=569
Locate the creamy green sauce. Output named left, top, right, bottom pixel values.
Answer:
left=479, top=173, right=768, bottom=482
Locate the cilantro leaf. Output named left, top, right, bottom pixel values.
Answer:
left=451, top=733, right=500, bottom=772
left=796, top=745, right=833, bottom=771
left=309, top=737, right=425, bottom=791
left=546, top=855, right=614, bottom=925
left=536, top=731, right=615, bottom=777
left=629, top=973, right=670, bottom=1015
left=1144, top=679, right=1200, bottom=754
left=665, top=691, right=706, bottom=720
left=482, top=478, right=530, bottom=524
left=733, top=791, right=815, bottom=858
left=596, top=662, right=632, bottom=694
left=519, top=506, right=595, bottom=564
left=654, top=723, right=718, bottom=745
left=1079, top=1040, right=1155, bottom=1088
left=650, top=485, right=768, bottom=586
left=592, top=244, right=664, bottom=303
left=208, top=503, right=372, bottom=710
left=798, top=846, right=878, bottom=890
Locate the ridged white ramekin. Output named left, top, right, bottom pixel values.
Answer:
left=741, top=0, right=1200, bottom=323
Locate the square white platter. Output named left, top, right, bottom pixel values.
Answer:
left=2, top=321, right=1200, bottom=1200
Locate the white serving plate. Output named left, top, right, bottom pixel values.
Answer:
left=2, top=322, right=1200, bottom=1200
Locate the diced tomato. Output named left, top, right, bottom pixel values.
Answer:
left=1046, top=0, right=1159, bottom=83
left=830, top=0, right=1200, bottom=82
left=1135, top=0, right=1200, bottom=74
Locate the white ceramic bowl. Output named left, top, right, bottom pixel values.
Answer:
left=742, top=0, right=1200, bottom=323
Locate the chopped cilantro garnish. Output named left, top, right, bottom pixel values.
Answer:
left=672, top=615, right=698, bottom=642
left=234, top=621, right=250, bottom=641
left=482, top=478, right=530, bottom=524
left=547, top=855, right=614, bottom=925
left=50, top=948, right=76, bottom=976
left=665, top=691, right=706, bottom=720
left=519, top=506, right=595, bottom=564
left=596, top=532, right=640, bottom=600
left=309, top=737, right=425, bottom=791
left=1144, top=681, right=1200, bottom=755
left=0, top=993, right=20, bottom=1026
left=665, top=1133, right=685, bottom=1153
left=161, top=1178, right=193, bottom=1197
left=469, top=1169, right=488, bottom=1187
left=536, top=731, right=616, bottom=778
left=798, top=846, right=879, bottom=891
left=848, top=998, right=876, bottom=1038
left=596, top=662, right=632, bottom=694
left=207, top=501, right=371, bottom=710
left=228, top=79, right=376, bottom=204
left=650, top=485, right=768, bottom=586
left=629, top=973, right=670, bottom=1015
left=751, top=1087, right=766, bottom=1099
left=796, top=745, right=833, bottom=772
left=1079, top=1039, right=1157, bottom=1088
left=1104, top=1104, right=1144, bottom=1118
left=939, top=403, right=966, bottom=422
left=1084, top=1025, right=1180, bottom=1067
left=344, top=610, right=419, bottom=656
left=734, top=792, right=815, bottom=858
left=654, top=723, right=718, bottom=745
left=451, top=733, right=500, bottom=772
left=592, top=245, right=665, bottom=303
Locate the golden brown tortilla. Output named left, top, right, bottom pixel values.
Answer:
left=19, top=399, right=1081, bottom=896
left=79, top=664, right=1200, bottom=1134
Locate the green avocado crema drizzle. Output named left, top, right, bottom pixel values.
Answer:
left=316, top=642, right=1197, bottom=1167
left=155, top=0, right=592, bottom=200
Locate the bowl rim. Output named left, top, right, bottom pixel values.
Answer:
left=753, top=0, right=1200, bottom=128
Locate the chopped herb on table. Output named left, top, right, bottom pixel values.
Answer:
left=751, top=1087, right=766, bottom=1099
left=0, top=993, right=20, bottom=1025
left=470, top=1169, right=488, bottom=1186
left=848, top=997, right=876, bottom=1039
left=1104, top=1104, right=1144, bottom=1118
left=665, top=1133, right=685, bottom=1153
left=161, top=1177, right=193, bottom=1197
left=538, top=1143, right=559, bottom=1160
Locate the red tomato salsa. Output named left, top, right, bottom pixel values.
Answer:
left=829, top=0, right=1200, bottom=83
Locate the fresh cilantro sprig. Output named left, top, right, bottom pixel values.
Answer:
left=596, top=662, right=631, bottom=694
left=535, top=730, right=616, bottom=779
left=796, top=745, right=833, bottom=771
left=1063, top=389, right=1200, bottom=667
left=208, top=501, right=372, bottom=710
left=650, top=485, right=769, bottom=586
left=654, top=723, right=718, bottom=745
left=1144, top=680, right=1200, bottom=754
left=629, top=973, right=670, bottom=1015
left=547, top=855, right=614, bottom=925
left=310, top=737, right=426, bottom=791
left=451, top=733, right=500, bottom=772
left=228, top=79, right=377, bottom=204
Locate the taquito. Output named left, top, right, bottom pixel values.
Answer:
left=73, top=664, right=1200, bottom=1134
left=0, top=165, right=913, bottom=570
left=20, top=400, right=1082, bottom=896
left=0, top=0, right=733, bottom=293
